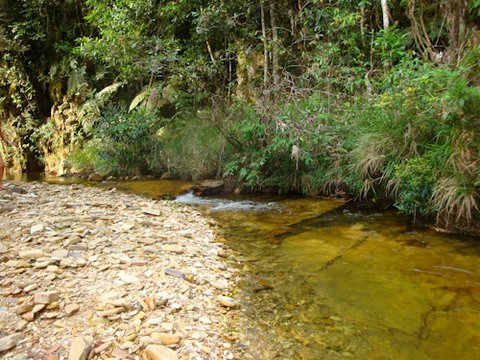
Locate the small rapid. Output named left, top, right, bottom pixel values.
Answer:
left=174, top=191, right=278, bottom=212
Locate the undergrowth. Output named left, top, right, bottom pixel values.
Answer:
left=69, top=58, right=479, bottom=231
left=223, top=59, right=480, bottom=230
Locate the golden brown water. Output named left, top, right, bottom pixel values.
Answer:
left=175, top=191, right=480, bottom=360
left=10, top=176, right=480, bottom=359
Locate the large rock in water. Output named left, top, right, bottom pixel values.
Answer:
left=192, top=180, right=225, bottom=196
left=87, top=173, right=104, bottom=182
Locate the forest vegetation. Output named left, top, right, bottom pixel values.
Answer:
left=1, top=0, right=480, bottom=232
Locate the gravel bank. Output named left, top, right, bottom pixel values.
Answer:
left=0, top=182, right=239, bottom=360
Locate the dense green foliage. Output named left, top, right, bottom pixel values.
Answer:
left=222, top=59, right=480, bottom=229
left=1, top=0, right=479, bottom=231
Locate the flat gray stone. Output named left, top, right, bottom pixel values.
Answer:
left=0, top=332, right=23, bottom=352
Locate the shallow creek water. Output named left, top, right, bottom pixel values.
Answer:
left=8, top=176, right=480, bottom=359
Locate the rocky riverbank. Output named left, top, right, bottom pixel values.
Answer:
left=0, top=182, right=239, bottom=360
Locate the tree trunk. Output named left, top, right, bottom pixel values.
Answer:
left=360, top=6, right=366, bottom=46
left=443, top=0, right=469, bottom=63
left=206, top=40, right=216, bottom=66
left=381, top=0, right=390, bottom=69
left=381, top=0, right=389, bottom=30
left=269, top=0, right=280, bottom=87
left=260, top=0, right=269, bottom=87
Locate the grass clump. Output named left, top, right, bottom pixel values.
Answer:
left=150, top=112, right=228, bottom=181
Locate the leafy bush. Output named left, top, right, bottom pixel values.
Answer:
left=392, top=157, right=434, bottom=217
left=223, top=94, right=347, bottom=193
left=71, top=107, right=162, bottom=175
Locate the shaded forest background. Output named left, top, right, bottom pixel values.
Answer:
left=1, top=0, right=480, bottom=231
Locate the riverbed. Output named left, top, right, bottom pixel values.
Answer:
left=6, top=176, right=480, bottom=359
left=175, top=190, right=480, bottom=360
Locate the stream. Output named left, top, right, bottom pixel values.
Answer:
left=7, top=176, right=480, bottom=359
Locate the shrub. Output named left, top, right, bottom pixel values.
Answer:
left=223, top=94, right=347, bottom=193
left=223, top=59, right=479, bottom=229
left=392, top=157, right=434, bottom=217
left=71, top=107, right=162, bottom=175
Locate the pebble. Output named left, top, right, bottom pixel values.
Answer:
left=65, top=303, right=80, bottom=316
left=143, top=208, right=162, bottom=216
left=164, top=245, right=184, bottom=254
left=18, top=249, right=44, bottom=260
left=34, top=290, right=60, bottom=304
left=46, top=265, right=60, bottom=273
left=21, top=311, right=34, bottom=321
left=94, top=341, right=111, bottom=354
left=14, top=303, right=31, bottom=316
left=118, top=272, right=140, bottom=284
left=165, top=268, right=185, bottom=279
left=218, top=296, right=238, bottom=308
left=50, top=249, right=69, bottom=260
left=150, top=332, right=181, bottom=345
left=34, top=260, right=50, bottom=269
left=14, top=320, right=28, bottom=331
left=67, top=336, right=93, bottom=360
left=199, top=316, right=213, bottom=324
left=144, top=269, right=154, bottom=277
left=211, top=280, right=229, bottom=290
left=32, top=304, right=46, bottom=314
left=144, top=297, right=156, bottom=310
left=144, top=345, right=178, bottom=360
left=97, top=307, right=125, bottom=317
left=64, top=238, right=81, bottom=247
left=22, top=284, right=38, bottom=293
left=30, top=224, right=44, bottom=235
left=0, top=332, right=23, bottom=352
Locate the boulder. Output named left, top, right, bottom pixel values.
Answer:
left=192, top=180, right=225, bottom=196
left=87, top=173, right=104, bottom=182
